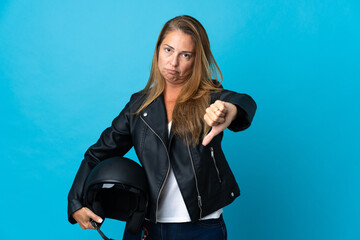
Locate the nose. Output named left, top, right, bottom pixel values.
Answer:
left=170, top=54, right=179, bottom=67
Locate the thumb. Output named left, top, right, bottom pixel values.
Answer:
left=86, top=208, right=103, bottom=224
left=202, top=128, right=219, bottom=146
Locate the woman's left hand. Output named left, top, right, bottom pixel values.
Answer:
left=202, top=100, right=237, bottom=146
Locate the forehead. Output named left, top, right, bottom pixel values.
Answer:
left=161, top=30, right=195, bottom=51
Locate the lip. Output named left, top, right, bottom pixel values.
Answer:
left=166, top=69, right=178, bottom=74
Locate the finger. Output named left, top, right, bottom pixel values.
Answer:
left=204, top=112, right=219, bottom=127
left=202, top=129, right=217, bottom=146
left=78, top=218, right=93, bottom=230
left=79, top=217, right=95, bottom=230
left=214, top=108, right=225, bottom=118
left=205, top=108, right=225, bottom=125
left=79, top=223, right=87, bottom=230
left=205, top=108, right=218, bottom=124
left=213, top=100, right=227, bottom=114
left=204, top=113, right=219, bottom=126
left=72, top=208, right=91, bottom=229
left=86, top=208, right=103, bottom=224
left=209, top=103, right=226, bottom=118
left=86, top=221, right=97, bottom=230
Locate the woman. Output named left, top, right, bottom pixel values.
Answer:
left=68, top=15, right=257, bottom=240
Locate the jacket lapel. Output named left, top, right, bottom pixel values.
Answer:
left=139, top=94, right=169, bottom=146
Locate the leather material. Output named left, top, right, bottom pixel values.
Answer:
left=68, top=88, right=257, bottom=223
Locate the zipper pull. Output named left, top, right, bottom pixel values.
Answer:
left=198, top=195, right=202, bottom=207
left=210, top=147, right=214, bottom=158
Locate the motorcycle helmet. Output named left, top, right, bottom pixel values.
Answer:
left=83, top=156, right=148, bottom=238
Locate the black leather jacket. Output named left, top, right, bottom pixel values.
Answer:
left=68, top=88, right=256, bottom=223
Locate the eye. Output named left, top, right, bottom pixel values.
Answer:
left=182, top=53, right=191, bottom=59
left=164, top=47, right=171, bottom=53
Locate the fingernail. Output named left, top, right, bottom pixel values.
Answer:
left=98, top=218, right=103, bottom=223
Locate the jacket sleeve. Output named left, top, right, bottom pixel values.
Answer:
left=213, top=89, right=257, bottom=132
left=67, top=96, right=135, bottom=224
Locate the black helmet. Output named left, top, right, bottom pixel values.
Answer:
left=83, top=156, right=148, bottom=238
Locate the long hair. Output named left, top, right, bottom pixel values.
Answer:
left=137, top=15, right=223, bottom=145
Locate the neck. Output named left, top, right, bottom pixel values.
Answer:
left=163, top=83, right=183, bottom=123
left=164, top=83, right=183, bottom=102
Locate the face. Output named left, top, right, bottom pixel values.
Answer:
left=158, top=30, right=195, bottom=87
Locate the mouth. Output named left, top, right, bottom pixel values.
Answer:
left=166, top=69, right=178, bottom=74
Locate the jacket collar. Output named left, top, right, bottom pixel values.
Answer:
left=139, top=94, right=170, bottom=146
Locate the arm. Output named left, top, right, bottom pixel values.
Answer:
left=215, top=89, right=257, bottom=132
left=67, top=97, right=135, bottom=225
left=202, top=90, right=257, bottom=146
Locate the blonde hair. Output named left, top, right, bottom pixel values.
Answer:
left=137, top=15, right=223, bottom=145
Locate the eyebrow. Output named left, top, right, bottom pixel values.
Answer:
left=164, top=44, right=194, bottom=54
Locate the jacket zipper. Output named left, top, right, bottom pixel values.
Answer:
left=186, top=138, right=203, bottom=219
left=210, top=147, right=222, bottom=183
left=140, top=116, right=171, bottom=223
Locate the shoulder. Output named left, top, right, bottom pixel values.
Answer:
left=129, top=91, right=147, bottom=101
left=126, top=91, right=147, bottom=111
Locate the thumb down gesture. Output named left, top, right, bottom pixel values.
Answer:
left=202, top=100, right=238, bottom=146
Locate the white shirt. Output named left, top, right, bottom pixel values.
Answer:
left=156, top=121, right=222, bottom=222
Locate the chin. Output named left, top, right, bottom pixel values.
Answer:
left=164, top=74, right=178, bottom=82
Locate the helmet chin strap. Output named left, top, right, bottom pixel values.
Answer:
left=91, top=220, right=114, bottom=240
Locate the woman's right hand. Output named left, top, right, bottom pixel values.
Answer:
left=72, top=207, right=103, bottom=230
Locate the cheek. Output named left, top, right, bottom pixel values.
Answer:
left=158, top=55, right=163, bottom=67
left=158, top=61, right=166, bottom=74
left=158, top=54, right=169, bottom=69
left=182, top=62, right=194, bottom=74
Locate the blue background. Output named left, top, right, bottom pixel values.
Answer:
left=1, top=0, right=359, bottom=239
